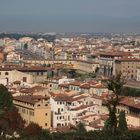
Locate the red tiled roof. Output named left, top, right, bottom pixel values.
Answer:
left=14, top=95, right=49, bottom=104
left=69, top=81, right=81, bottom=86
left=80, top=83, right=90, bottom=89
left=59, top=83, right=69, bottom=88
left=71, top=95, right=87, bottom=102
left=20, top=86, right=47, bottom=94
left=0, top=66, right=53, bottom=71
left=53, top=94, right=72, bottom=102
left=119, top=97, right=140, bottom=109
left=99, top=52, right=131, bottom=57
left=71, top=104, right=95, bottom=111
left=115, top=58, right=140, bottom=62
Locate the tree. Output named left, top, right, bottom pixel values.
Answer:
left=0, top=84, right=14, bottom=110
left=0, top=109, right=25, bottom=135
left=40, top=129, right=52, bottom=140
left=118, top=111, right=128, bottom=132
left=23, top=122, right=42, bottom=137
left=68, top=69, right=76, bottom=78
left=104, top=117, right=112, bottom=131
left=105, top=73, right=125, bottom=133
left=0, top=84, right=25, bottom=137
left=23, top=43, right=28, bottom=50
left=88, top=72, right=96, bottom=78
left=76, top=122, right=87, bottom=134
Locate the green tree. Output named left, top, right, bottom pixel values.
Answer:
left=0, top=109, right=25, bottom=135
left=23, top=122, right=42, bottom=137
left=118, top=111, right=128, bottom=132
left=76, top=122, right=87, bottom=134
left=104, top=117, right=112, bottom=131
left=20, top=123, right=43, bottom=140
left=105, top=73, right=125, bottom=133
left=40, top=129, right=52, bottom=140
left=23, top=43, right=28, bottom=50
left=0, top=84, right=14, bottom=110
left=68, top=69, right=77, bottom=78
left=0, top=84, right=25, bottom=138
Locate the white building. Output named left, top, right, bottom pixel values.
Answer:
left=137, top=67, right=140, bottom=81
left=0, top=69, right=33, bottom=85
left=50, top=93, right=103, bottom=128
left=6, top=51, right=21, bottom=62
left=50, top=95, right=74, bottom=128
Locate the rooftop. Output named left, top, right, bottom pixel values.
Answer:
left=14, top=95, right=49, bottom=105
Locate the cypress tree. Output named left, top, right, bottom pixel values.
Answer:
left=118, top=111, right=128, bottom=131
left=105, top=73, right=125, bottom=133
left=0, top=84, right=14, bottom=110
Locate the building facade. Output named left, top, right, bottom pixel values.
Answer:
left=13, top=95, right=51, bottom=129
left=113, top=58, right=140, bottom=80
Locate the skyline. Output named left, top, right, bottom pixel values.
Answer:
left=0, top=0, right=140, bottom=33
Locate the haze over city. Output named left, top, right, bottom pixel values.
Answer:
left=1, top=0, right=140, bottom=139
left=0, top=0, right=140, bottom=33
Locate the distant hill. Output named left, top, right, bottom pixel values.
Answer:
left=0, top=33, right=56, bottom=42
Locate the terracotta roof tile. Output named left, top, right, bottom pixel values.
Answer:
left=14, top=95, right=49, bottom=104
left=119, top=97, right=140, bottom=109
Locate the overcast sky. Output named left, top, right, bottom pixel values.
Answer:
left=0, top=0, right=140, bottom=33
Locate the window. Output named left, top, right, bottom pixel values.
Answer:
left=68, top=115, right=70, bottom=121
left=37, top=104, right=40, bottom=107
left=23, top=77, right=27, bottom=82
left=45, top=123, right=47, bottom=126
left=29, top=111, right=34, bottom=116
left=22, top=109, right=25, bottom=113
left=45, top=113, right=47, bottom=116
left=57, top=123, right=61, bottom=127
left=118, top=109, right=120, bottom=113
left=58, top=108, right=60, bottom=114
left=5, top=72, right=9, bottom=75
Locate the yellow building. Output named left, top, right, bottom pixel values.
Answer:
left=76, top=60, right=99, bottom=73
left=23, top=59, right=99, bottom=73
left=13, top=95, right=51, bottom=129
left=114, top=58, right=140, bottom=80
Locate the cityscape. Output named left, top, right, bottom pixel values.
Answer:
left=0, top=0, right=140, bottom=140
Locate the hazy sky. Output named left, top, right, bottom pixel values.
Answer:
left=0, top=0, right=140, bottom=33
